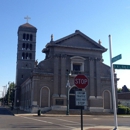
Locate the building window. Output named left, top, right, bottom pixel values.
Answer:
left=22, top=52, right=25, bottom=59
left=30, top=44, right=32, bottom=50
left=29, top=53, right=32, bottom=59
left=73, top=64, right=81, bottom=72
left=22, top=33, right=33, bottom=41
left=71, top=56, right=85, bottom=74
left=30, top=34, right=33, bottom=41
left=22, top=43, right=25, bottom=50
left=23, top=33, right=26, bottom=40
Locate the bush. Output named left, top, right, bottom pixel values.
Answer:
left=117, top=107, right=127, bottom=114
left=127, top=107, right=130, bottom=114
left=117, top=105, right=130, bottom=114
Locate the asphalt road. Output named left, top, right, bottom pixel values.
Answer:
left=0, top=107, right=130, bottom=130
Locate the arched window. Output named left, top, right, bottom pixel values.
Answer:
left=22, top=43, right=25, bottom=50
left=26, top=53, right=29, bottom=59
left=30, top=44, right=32, bottom=50
left=30, top=34, right=33, bottom=41
left=23, top=33, right=26, bottom=40
left=26, top=34, right=29, bottom=41
left=29, top=53, right=32, bottom=59
left=22, top=53, right=25, bottom=59
left=26, top=43, right=29, bottom=50
left=21, top=74, right=23, bottom=79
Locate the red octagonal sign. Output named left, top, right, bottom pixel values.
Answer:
left=74, top=75, right=88, bottom=89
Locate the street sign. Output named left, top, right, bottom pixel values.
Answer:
left=112, top=54, right=122, bottom=63
left=74, top=75, right=88, bottom=89
left=75, top=91, right=87, bottom=106
left=113, top=64, right=130, bottom=69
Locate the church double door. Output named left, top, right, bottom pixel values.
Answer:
left=69, top=87, right=82, bottom=109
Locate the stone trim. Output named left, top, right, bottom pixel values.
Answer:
left=96, top=96, right=102, bottom=99
left=52, top=94, right=59, bottom=98
left=60, top=94, right=67, bottom=98
left=89, top=96, right=95, bottom=99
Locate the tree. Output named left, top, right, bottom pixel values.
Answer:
left=5, top=82, right=15, bottom=105
left=117, top=88, right=122, bottom=93
left=122, top=85, right=130, bottom=92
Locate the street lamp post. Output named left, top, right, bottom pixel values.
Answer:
left=66, top=70, right=71, bottom=115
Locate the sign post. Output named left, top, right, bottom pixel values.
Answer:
left=76, top=91, right=87, bottom=130
left=109, top=35, right=118, bottom=130
left=74, top=75, right=88, bottom=130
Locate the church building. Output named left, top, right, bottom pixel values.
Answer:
left=15, top=21, right=118, bottom=113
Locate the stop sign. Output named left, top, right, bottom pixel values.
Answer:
left=74, top=75, right=88, bottom=89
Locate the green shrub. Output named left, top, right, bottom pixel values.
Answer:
left=127, top=107, right=130, bottom=114
left=117, top=106, right=127, bottom=114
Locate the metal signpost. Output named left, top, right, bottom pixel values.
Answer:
left=76, top=91, right=87, bottom=130
left=74, top=75, right=88, bottom=130
left=109, top=35, right=122, bottom=130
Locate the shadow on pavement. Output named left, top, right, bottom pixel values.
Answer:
left=0, top=107, right=14, bottom=115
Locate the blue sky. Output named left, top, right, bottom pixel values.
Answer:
left=0, top=0, right=130, bottom=96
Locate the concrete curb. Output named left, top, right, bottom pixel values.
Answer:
left=72, top=126, right=130, bottom=130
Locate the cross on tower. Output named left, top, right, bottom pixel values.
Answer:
left=24, top=16, right=31, bottom=23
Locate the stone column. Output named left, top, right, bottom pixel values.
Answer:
left=96, top=58, right=101, bottom=97
left=89, top=57, right=95, bottom=98
left=53, top=54, right=59, bottom=98
left=31, top=79, right=34, bottom=107
left=60, top=54, right=66, bottom=98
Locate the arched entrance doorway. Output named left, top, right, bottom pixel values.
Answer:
left=69, top=86, right=82, bottom=109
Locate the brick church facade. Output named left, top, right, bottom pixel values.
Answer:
left=15, top=22, right=118, bottom=113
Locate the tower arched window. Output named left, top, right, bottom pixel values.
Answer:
left=23, top=33, right=26, bottom=40
left=29, top=53, right=32, bottom=59
left=22, top=52, right=25, bottom=59
left=26, top=43, right=29, bottom=50
left=26, top=53, right=29, bottom=59
left=30, top=34, right=33, bottom=41
left=30, top=44, right=32, bottom=50
left=22, top=43, right=25, bottom=50
left=27, top=34, right=29, bottom=41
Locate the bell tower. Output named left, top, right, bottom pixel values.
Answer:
left=15, top=18, right=37, bottom=106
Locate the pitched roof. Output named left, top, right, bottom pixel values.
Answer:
left=45, top=30, right=107, bottom=52
left=19, top=23, right=36, bottom=29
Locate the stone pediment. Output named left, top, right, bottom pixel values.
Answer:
left=46, top=30, right=107, bottom=52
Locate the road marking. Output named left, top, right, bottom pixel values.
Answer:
left=92, top=118, right=99, bottom=120
left=45, top=117, right=80, bottom=124
left=44, top=117, right=95, bottom=126
left=21, top=116, right=76, bottom=129
left=26, top=128, right=69, bottom=129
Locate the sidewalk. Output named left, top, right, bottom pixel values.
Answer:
left=72, top=126, right=130, bottom=130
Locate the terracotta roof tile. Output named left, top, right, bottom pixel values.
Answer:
left=19, top=23, right=36, bottom=29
